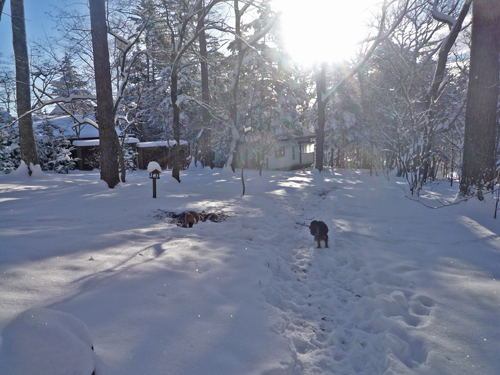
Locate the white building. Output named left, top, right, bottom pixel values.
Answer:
left=237, top=129, right=316, bottom=171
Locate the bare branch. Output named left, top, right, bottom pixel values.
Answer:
left=402, top=185, right=500, bottom=209
left=431, top=0, right=457, bottom=29
left=322, top=0, right=411, bottom=104
left=0, top=0, right=6, bottom=21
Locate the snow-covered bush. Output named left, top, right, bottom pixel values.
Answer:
left=0, top=125, right=22, bottom=174
left=36, top=119, right=77, bottom=174
left=123, top=144, right=138, bottom=171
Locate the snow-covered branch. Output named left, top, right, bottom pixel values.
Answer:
left=431, top=0, right=458, bottom=29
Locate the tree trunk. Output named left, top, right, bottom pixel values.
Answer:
left=171, top=64, right=181, bottom=182
left=315, top=62, right=327, bottom=172
left=89, top=0, right=120, bottom=188
left=197, top=0, right=213, bottom=168
left=460, top=0, right=500, bottom=196
left=11, top=0, right=39, bottom=171
left=228, top=0, right=244, bottom=173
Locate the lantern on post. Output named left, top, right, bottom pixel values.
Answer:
left=147, top=161, right=162, bottom=198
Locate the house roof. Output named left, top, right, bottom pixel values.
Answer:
left=136, top=140, right=188, bottom=148
left=73, top=138, right=139, bottom=147
left=33, top=115, right=125, bottom=140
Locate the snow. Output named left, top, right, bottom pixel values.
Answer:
left=147, top=161, right=162, bottom=173
left=0, top=308, right=104, bottom=375
left=136, top=140, right=188, bottom=148
left=73, top=138, right=139, bottom=147
left=33, top=115, right=99, bottom=139
left=32, top=115, right=133, bottom=140
left=72, top=140, right=100, bottom=147
left=0, top=167, right=499, bottom=375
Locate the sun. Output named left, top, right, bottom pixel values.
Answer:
left=273, top=0, right=381, bottom=66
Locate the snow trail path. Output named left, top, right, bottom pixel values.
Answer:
left=256, top=170, right=500, bottom=375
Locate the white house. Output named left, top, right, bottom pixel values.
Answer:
left=236, top=129, right=316, bottom=171
left=266, top=129, right=315, bottom=170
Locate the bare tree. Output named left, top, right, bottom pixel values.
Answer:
left=315, top=0, right=409, bottom=172
left=415, top=0, right=472, bottom=189
left=0, top=69, right=15, bottom=113
left=160, top=0, right=227, bottom=182
left=225, top=0, right=278, bottom=171
left=460, top=0, right=500, bottom=197
left=11, top=0, right=39, bottom=172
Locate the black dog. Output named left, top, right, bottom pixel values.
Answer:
left=309, top=220, right=329, bottom=248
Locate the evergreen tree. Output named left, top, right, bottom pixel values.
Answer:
left=50, top=53, right=92, bottom=115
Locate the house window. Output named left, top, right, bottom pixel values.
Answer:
left=301, top=143, right=314, bottom=154
left=275, top=146, right=285, bottom=158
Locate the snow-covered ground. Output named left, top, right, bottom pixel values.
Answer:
left=0, top=166, right=499, bottom=375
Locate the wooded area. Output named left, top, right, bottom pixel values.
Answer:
left=0, top=0, right=498, bottom=196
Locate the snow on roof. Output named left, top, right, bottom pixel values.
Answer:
left=73, top=138, right=139, bottom=147
left=73, top=140, right=100, bottom=147
left=136, top=140, right=188, bottom=148
left=33, top=115, right=127, bottom=139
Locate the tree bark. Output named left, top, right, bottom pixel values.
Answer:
left=171, top=63, right=181, bottom=182
left=460, top=0, right=500, bottom=196
left=228, top=0, right=244, bottom=173
left=89, top=0, right=120, bottom=188
left=11, top=0, right=39, bottom=171
left=197, top=0, right=213, bottom=168
left=315, top=62, right=327, bottom=172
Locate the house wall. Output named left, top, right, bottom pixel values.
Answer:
left=301, top=150, right=314, bottom=166
left=266, top=141, right=314, bottom=170
left=234, top=137, right=316, bottom=171
left=267, top=141, right=296, bottom=170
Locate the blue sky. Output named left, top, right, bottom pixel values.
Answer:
left=0, top=0, right=85, bottom=62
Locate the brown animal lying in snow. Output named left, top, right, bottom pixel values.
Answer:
left=184, top=211, right=204, bottom=228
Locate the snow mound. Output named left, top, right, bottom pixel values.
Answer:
left=0, top=308, right=103, bottom=375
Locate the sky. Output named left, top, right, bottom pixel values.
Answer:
left=0, top=0, right=70, bottom=61
left=0, top=0, right=382, bottom=67
left=1, top=163, right=499, bottom=374
left=274, top=0, right=382, bottom=65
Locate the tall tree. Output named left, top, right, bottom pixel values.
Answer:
left=11, top=0, right=39, bottom=171
left=89, top=0, right=120, bottom=188
left=314, top=0, right=409, bottom=172
left=0, top=69, right=15, bottom=113
left=197, top=0, right=213, bottom=168
left=460, top=0, right=500, bottom=196
left=161, top=0, right=226, bottom=181
left=315, top=62, right=327, bottom=172
left=225, top=0, right=278, bottom=171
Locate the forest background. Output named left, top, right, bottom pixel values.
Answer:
left=0, top=0, right=498, bottom=198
